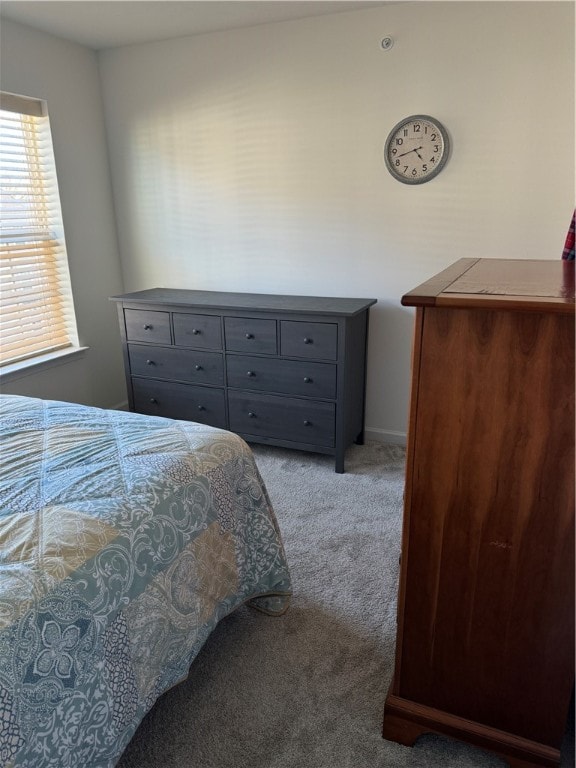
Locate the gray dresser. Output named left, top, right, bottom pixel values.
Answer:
left=111, top=289, right=376, bottom=472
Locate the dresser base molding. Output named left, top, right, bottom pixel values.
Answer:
left=383, top=693, right=561, bottom=768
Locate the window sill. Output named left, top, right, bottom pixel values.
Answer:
left=0, top=346, right=89, bottom=384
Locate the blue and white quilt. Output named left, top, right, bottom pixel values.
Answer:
left=0, top=395, right=291, bottom=767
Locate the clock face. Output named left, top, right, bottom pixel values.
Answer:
left=384, top=115, right=450, bottom=184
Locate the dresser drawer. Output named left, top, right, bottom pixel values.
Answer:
left=280, top=321, right=337, bottom=360
left=128, top=344, right=224, bottom=385
left=132, top=377, right=226, bottom=428
left=228, top=392, right=335, bottom=447
left=224, top=317, right=277, bottom=354
left=226, top=355, right=336, bottom=399
left=173, top=313, right=222, bottom=349
left=125, top=309, right=171, bottom=344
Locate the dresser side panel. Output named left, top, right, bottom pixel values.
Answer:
left=397, top=306, right=575, bottom=747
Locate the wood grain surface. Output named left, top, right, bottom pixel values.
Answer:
left=400, top=307, right=574, bottom=744
left=402, top=259, right=575, bottom=310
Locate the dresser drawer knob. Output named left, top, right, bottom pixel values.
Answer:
left=195, top=364, right=203, bottom=371
left=245, top=333, right=254, bottom=339
left=303, top=337, right=312, bottom=344
left=197, top=404, right=206, bottom=411
left=246, top=371, right=255, bottom=377
left=149, top=397, right=157, bottom=404
left=144, top=324, right=153, bottom=330
left=192, top=328, right=200, bottom=335
left=303, top=419, right=311, bottom=426
left=248, top=411, right=256, bottom=418
left=146, top=359, right=154, bottom=365
left=303, top=376, right=312, bottom=383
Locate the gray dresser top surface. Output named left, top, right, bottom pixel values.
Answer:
left=111, top=288, right=376, bottom=317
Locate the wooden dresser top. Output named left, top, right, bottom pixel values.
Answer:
left=402, top=258, right=575, bottom=313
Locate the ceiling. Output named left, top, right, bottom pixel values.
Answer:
left=0, top=1, right=390, bottom=50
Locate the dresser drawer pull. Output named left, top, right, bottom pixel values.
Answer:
left=146, top=359, right=155, bottom=365
left=192, top=328, right=200, bottom=335
left=245, top=333, right=254, bottom=339
left=246, top=371, right=255, bottom=377
left=144, top=324, right=153, bottom=330
left=197, top=404, right=206, bottom=411
left=303, top=376, right=312, bottom=383
left=303, top=337, right=312, bottom=344
left=149, top=397, right=157, bottom=404
left=248, top=411, right=256, bottom=418
left=194, top=364, right=203, bottom=371
left=303, top=419, right=311, bottom=426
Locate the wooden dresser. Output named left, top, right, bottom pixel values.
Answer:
left=383, top=259, right=575, bottom=768
left=111, top=288, right=376, bottom=472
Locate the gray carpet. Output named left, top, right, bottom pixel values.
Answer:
left=118, top=442, right=575, bottom=768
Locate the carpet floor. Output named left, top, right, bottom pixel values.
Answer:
left=118, top=442, right=575, bottom=768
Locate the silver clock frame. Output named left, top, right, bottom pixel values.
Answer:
left=384, top=114, right=450, bottom=185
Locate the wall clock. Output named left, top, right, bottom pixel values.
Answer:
left=384, top=115, right=450, bottom=184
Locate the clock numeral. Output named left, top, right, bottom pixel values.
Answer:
left=391, top=148, right=397, bottom=155
left=422, top=164, right=428, bottom=172
left=396, top=138, right=404, bottom=146
left=403, top=129, right=408, bottom=137
left=403, top=166, right=409, bottom=173
left=431, top=133, right=437, bottom=140
left=395, top=160, right=400, bottom=167
left=430, top=156, right=436, bottom=164
left=411, top=168, right=418, bottom=177
left=434, top=145, right=440, bottom=152
left=413, top=123, right=421, bottom=133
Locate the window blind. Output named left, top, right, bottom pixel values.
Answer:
left=0, top=92, right=78, bottom=366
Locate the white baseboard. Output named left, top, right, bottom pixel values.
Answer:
left=110, top=400, right=129, bottom=411
left=364, top=427, right=407, bottom=447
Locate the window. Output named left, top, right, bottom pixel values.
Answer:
left=0, top=92, right=78, bottom=367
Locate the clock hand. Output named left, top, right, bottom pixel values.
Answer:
left=397, top=146, right=424, bottom=158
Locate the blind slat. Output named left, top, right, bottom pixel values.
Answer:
left=0, top=246, right=62, bottom=260
left=1, top=318, right=69, bottom=337
left=1, top=321, right=69, bottom=339
left=1, top=279, right=66, bottom=303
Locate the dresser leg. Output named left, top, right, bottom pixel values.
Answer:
left=354, top=429, right=365, bottom=445
left=382, top=710, right=424, bottom=746
left=335, top=452, right=345, bottom=473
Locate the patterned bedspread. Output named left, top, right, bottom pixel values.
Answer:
left=0, top=395, right=291, bottom=768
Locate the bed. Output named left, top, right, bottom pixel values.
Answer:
left=0, top=395, right=291, bottom=768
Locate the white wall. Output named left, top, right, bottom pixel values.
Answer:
left=98, top=1, right=575, bottom=441
left=0, top=19, right=126, bottom=408
left=2, top=3, right=573, bottom=435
